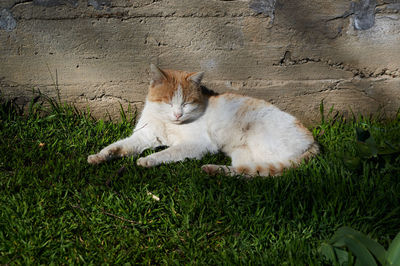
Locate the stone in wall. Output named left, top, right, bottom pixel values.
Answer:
left=0, top=9, right=16, bottom=32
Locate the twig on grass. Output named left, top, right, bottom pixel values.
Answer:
left=71, top=204, right=138, bottom=225
left=100, top=208, right=137, bottom=225
left=71, top=204, right=87, bottom=213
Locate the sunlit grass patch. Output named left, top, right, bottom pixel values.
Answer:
left=0, top=96, right=399, bottom=264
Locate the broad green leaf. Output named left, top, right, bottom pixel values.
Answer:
left=320, top=242, right=340, bottom=265
left=334, top=247, right=350, bottom=265
left=356, top=142, right=375, bottom=158
left=365, top=136, right=378, bottom=157
left=386, top=232, right=400, bottom=266
left=342, top=236, right=377, bottom=266
left=356, top=127, right=371, bottom=142
left=355, top=127, right=378, bottom=158
left=334, top=227, right=386, bottom=265
left=378, top=146, right=400, bottom=156
left=331, top=234, right=347, bottom=247
left=342, top=154, right=361, bottom=169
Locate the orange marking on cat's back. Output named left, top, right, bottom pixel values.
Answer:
left=246, top=97, right=271, bottom=108
left=209, top=93, right=242, bottom=106
left=208, top=95, right=219, bottom=107
left=235, top=96, right=269, bottom=120
left=242, top=123, right=251, bottom=132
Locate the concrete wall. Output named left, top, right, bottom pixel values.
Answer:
left=1, top=0, right=399, bottom=124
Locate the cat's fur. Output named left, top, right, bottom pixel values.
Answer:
left=87, top=64, right=319, bottom=177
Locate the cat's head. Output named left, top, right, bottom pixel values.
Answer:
left=147, top=64, right=206, bottom=124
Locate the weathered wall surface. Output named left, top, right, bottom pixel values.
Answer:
left=1, top=0, right=399, bottom=124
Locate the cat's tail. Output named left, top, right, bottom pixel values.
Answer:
left=201, top=162, right=290, bottom=177
left=201, top=142, right=319, bottom=177
left=296, top=141, right=319, bottom=164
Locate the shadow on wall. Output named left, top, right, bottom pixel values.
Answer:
left=257, top=0, right=400, bottom=117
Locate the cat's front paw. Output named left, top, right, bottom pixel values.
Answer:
left=88, top=153, right=106, bottom=165
left=137, top=157, right=158, bottom=168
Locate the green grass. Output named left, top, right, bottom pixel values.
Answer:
left=0, top=98, right=399, bottom=265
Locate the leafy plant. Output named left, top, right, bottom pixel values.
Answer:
left=342, top=126, right=400, bottom=170
left=320, top=227, right=400, bottom=266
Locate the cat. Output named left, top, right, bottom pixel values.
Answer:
left=87, top=64, right=319, bottom=177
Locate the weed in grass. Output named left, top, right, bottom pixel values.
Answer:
left=320, top=226, right=400, bottom=266
left=0, top=95, right=399, bottom=264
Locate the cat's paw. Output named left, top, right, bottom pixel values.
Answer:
left=201, top=164, right=219, bottom=175
left=109, top=146, right=128, bottom=157
left=87, top=153, right=106, bottom=165
left=137, top=157, right=158, bottom=168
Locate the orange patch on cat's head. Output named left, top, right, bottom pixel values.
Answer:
left=147, top=65, right=204, bottom=104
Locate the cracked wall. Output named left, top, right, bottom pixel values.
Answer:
left=0, top=0, right=399, bottom=124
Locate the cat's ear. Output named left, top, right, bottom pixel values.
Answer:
left=188, top=71, right=204, bottom=85
left=149, top=64, right=166, bottom=86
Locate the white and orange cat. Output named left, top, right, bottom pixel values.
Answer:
left=88, top=64, right=318, bottom=177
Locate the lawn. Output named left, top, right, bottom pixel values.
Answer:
left=0, top=97, right=399, bottom=264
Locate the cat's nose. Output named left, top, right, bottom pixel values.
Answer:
left=174, top=112, right=183, bottom=119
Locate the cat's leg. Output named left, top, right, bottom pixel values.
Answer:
left=201, top=147, right=263, bottom=177
left=137, top=143, right=210, bottom=167
left=88, top=125, right=160, bottom=165
left=87, top=137, right=139, bottom=165
left=201, top=146, right=252, bottom=176
left=201, top=165, right=240, bottom=176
